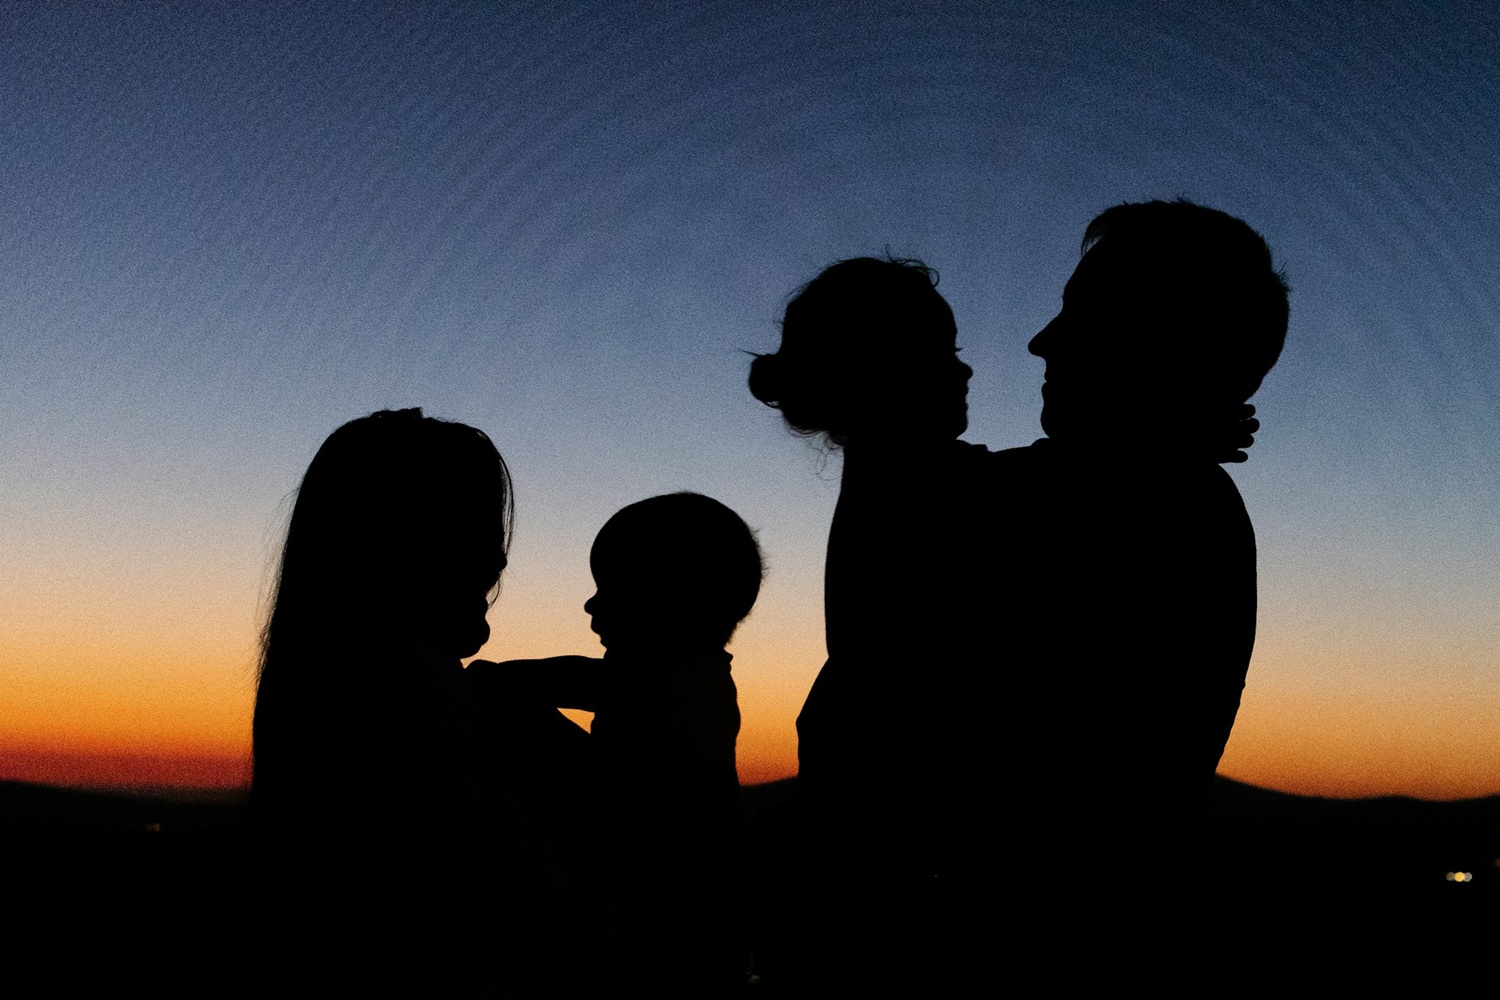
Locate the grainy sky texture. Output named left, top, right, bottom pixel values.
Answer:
left=2, top=1, right=1497, bottom=797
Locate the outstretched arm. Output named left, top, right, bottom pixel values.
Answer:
left=467, top=655, right=605, bottom=711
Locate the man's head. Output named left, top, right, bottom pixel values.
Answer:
left=584, top=492, right=764, bottom=653
left=1029, top=199, right=1289, bottom=446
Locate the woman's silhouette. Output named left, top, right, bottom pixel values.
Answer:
left=247, top=408, right=520, bottom=990
left=246, top=408, right=696, bottom=995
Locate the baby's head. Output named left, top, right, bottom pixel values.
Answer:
left=584, top=493, right=763, bottom=654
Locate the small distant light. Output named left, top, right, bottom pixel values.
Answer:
left=1446, top=871, right=1472, bottom=883
left=145, top=822, right=162, bottom=832
left=1445, top=872, right=1454, bottom=881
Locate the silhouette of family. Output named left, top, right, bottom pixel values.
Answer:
left=245, top=199, right=1289, bottom=993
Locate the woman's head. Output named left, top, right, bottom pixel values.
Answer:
left=749, top=257, right=971, bottom=447
left=265, top=408, right=513, bottom=666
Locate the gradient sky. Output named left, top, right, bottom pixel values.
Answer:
left=2, top=2, right=1497, bottom=798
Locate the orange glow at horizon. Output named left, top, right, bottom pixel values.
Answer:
left=0, top=744, right=251, bottom=791
left=0, top=605, right=809, bottom=792
left=1219, top=686, right=1500, bottom=801
left=7, top=576, right=1499, bottom=801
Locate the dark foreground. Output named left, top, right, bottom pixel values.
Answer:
left=4, top=776, right=1496, bottom=988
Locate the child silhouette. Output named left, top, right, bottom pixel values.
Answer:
left=480, top=492, right=762, bottom=992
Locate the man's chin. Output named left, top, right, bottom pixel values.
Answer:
left=1037, top=406, right=1058, bottom=439
left=1037, top=407, right=1103, bottom=445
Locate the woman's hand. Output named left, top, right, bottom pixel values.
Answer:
left=467, top=655, right=605, bottom=711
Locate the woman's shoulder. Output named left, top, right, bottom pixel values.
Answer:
left=344, top=635, right=463, bottom=710
left=337, top=636, right=478, bottom=769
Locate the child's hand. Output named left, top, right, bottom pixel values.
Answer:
left=1213, top=403, right=1259, bottom=464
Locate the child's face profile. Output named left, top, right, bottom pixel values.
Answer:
left=584, top=496, right=754, bottom=654
left=583, top=572, right=641, bottom=652
left=584, top=537, right=679, bottom=652
left=583, top=535, right=626, bottom=650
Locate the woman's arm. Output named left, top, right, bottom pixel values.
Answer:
left=467, top=655, right=605, bottom=711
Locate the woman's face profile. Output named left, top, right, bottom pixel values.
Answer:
left=381, top=495, right=508, bottom=660
left=908, top=319, right=972, bottom=438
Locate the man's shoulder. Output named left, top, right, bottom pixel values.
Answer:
left=1133, top=459, right=1250, bottom=513
left=1003, top=440, right=1248, bottom=495
left=998, top=442, right=1253, bottom=539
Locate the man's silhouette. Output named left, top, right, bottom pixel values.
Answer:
left=746, top=208, right=1287, bottom=985
left=997, top=199, right=1288, bottom=949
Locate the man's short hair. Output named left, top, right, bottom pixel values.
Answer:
left=1083, top=199, right=1290, bottom=400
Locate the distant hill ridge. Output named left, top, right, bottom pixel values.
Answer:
left=4, top=774, right=1496, bottom=982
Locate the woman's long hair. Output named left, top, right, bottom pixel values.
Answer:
left=249, top=408, right=512, bottom=820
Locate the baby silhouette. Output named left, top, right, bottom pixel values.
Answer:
left=475, top=492, right=763, bottom=992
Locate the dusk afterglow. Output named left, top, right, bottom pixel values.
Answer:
left=3, top=2, right=1497, bottom=799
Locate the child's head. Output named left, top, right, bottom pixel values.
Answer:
left=584, top=493, right=763, bottom=653
left=748, top=256, right=971, bottom=447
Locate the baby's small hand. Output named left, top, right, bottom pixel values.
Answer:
left=1213, top=404, right=1259, bottom=464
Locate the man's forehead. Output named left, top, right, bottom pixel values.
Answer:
left=1064, top=244, right=1121, bottom=300
left=1064, top=239, right=1162, bottom=303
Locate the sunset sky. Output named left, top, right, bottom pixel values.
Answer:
left=2, top=2, right=1497, bottom=799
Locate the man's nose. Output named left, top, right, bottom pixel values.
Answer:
left=1029, top=315, right=1061, bottom=358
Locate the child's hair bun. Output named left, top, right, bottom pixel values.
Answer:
left=747, top=353, right=786, bottom=409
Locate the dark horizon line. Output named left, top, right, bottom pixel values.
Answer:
left=7, top=773, right=1500, bottom=809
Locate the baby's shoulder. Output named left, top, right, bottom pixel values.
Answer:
left=598, top=664, right=738, bottom=762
